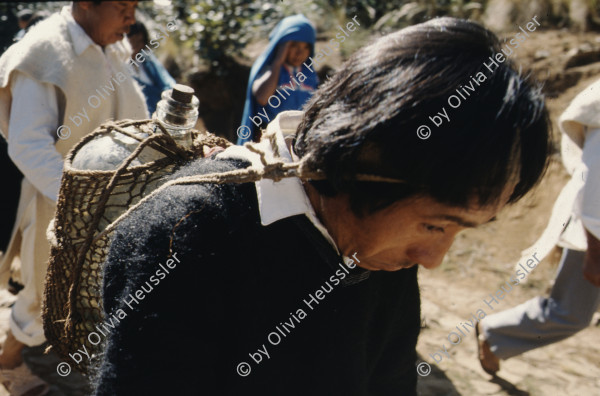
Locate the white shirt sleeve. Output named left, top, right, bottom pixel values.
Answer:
left=7, top=71, right=64, bottom=202
left=581, top=127, right=600, bottom=240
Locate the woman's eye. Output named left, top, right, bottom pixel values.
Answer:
left=424, top=224, right=445, bottom=233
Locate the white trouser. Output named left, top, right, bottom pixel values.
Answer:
left=482, top=249, right=600, bottom=359
left=7, top=179, right=54, bottom=346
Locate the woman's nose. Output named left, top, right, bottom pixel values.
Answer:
left=408, top=237, right=456, bottom=269
left=124, top=9, right=136, bottom=25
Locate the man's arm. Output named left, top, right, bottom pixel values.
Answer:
left=8, top=71, right=63, bottom=202
left=252, top=42, right=291, bottom=106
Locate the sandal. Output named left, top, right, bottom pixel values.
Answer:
left=476, top=322, right=500, bottom=375
left=0, top=362, right=49, bottom=396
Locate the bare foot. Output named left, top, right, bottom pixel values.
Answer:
left=0, top=330, right=25, bottom=370
left=0, top=332, right=49, bottom=396
left=476, top=322, right=500, bottom=375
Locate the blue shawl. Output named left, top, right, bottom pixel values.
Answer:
left=237, top=14, right=316, bottom=144
left=132, top=53, right=176, bottom=115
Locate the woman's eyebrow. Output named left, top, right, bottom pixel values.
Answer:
left=425, top=214, right=478, bottom=228
left=428, top=214, right=498, bottom=228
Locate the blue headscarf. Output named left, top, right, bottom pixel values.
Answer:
left=237, top=14, right=316, bottom=144
left=133, top=53, right=176, bottom=115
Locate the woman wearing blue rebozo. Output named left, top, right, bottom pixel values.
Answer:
left=237, top=14, right=318, bottom=144
left=127, top=21, right=176, bottom=115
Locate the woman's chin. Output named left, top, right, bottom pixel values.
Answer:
left=357, top=260, right=417, bottom=272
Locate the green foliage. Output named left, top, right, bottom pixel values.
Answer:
left=307, top=0, right=403, bottom=26
left=144, top=0, right=489, bottom=72
left=0, top=6, right=19, bottom=54
left=0, top=2, right=66, bottom=54
left=189, top=0, right=281, bottom=65
left=298, top=0, right=484, bottom=27
left=366, top=0, right=485, bottom=33
left=3, top=0, right=599, bottom=75
left=146, top=0, right=284, bottom=72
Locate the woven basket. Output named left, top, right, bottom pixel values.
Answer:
left=42, top=119, right=231, bottom=372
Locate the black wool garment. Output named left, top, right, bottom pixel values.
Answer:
left=93, top=155, right=421, bottom=396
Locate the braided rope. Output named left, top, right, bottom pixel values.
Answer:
left=96, top=127, right=405, bottom=240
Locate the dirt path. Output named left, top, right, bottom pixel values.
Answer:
left=416, top=149, right=600, bottom=395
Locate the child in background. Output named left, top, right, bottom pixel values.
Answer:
left=238, top=14, right=318, bottom=144
left=127, top=21, right=176, bottom=115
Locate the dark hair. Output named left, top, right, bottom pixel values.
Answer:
left=293, top=17, right=551, bottom=216
left=128, top=21, right=149, bottom=45
left=25, top=11, right=49, bottom=30
left=16, top=9, right=33, bottom=23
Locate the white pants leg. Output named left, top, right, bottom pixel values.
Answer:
left=9, top=180, right=54, bottom=347
left=482, top=248, right=600, bottom=359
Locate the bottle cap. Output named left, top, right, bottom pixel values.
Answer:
left=171, top=84, right=195, bottom=104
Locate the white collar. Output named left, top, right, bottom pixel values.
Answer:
left=61, top=6, right=130, bottom=60
left=61, top=6, right=98, bottom=56
left=217, top=111, right=340, bottom=253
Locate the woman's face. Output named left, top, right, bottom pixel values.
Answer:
left=285, top=41, right=311, bottom=67
left=339, top=196, right=504, bottom=271
left=128, top=32, right=145, bottom=58
left=79, top=1, right=137, bottom=47
left=310, top=185, right=514, bottom=272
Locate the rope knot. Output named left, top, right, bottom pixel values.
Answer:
left=262, top=161, right=288, bottom=182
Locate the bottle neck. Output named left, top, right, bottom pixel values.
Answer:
left=153, top=85, right=199, bottom=148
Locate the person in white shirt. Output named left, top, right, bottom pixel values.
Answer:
left=0, top=2, right=147, bottom=394
left=477, top=79, right=600, bottom=375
